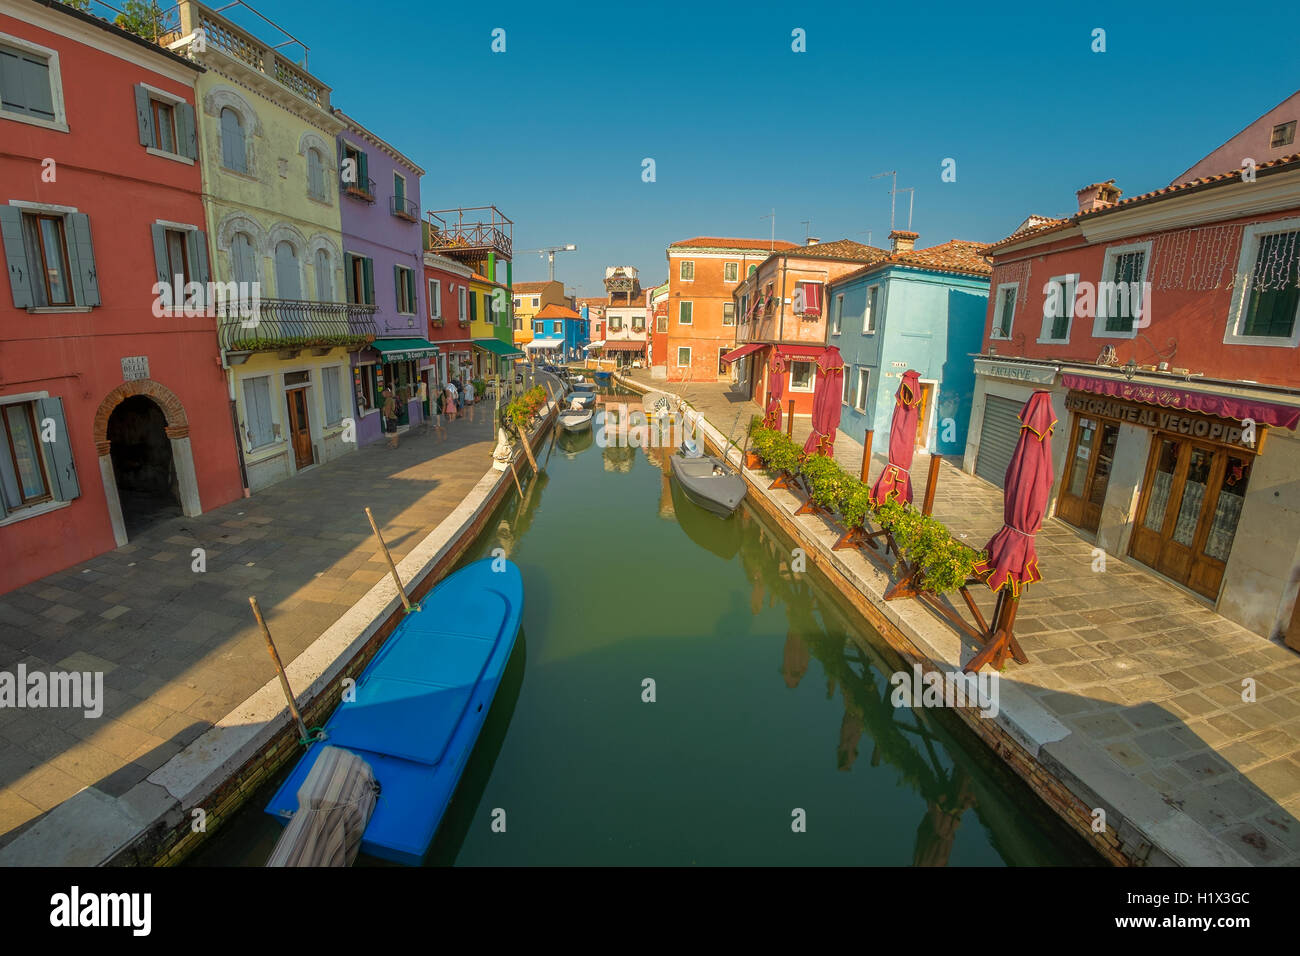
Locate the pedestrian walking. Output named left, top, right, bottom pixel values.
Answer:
left=444, top=379, right=458, bottom=422
left=382, top=387, right=399, bottom=448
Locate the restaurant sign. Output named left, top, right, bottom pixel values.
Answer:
left=974, top=358, right=1058, bottom=385
left=1066, top=393, right=1262, bottom=450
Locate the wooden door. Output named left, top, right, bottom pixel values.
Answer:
left=1057, top=416, right=1120, bottom=533
left=1130, top=438, right=1251, bottom=600
left=286, top=388, right=313, bottom=470
left=915, top=383, right=933, bottom=449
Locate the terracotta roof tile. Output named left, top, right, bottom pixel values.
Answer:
left=513, top=281, right=558, bottom=293
left=783, top=238, right=891, bottom=262
left=669, top=236, right=801, bottom=251
left=536, top=304, right=581, bottom=319
left=833, top=239, right=992, bottom=283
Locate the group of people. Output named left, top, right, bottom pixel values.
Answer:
left=379, top=376, right=476, bottom=449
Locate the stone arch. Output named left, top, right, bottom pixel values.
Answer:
left=93, top=380, right=201, bottom=544
left=297, top=130, right=331, bottom=159
left=202, top=86, right=262, bottom=136
left=215, top=212, right=268, bottom=258
left=306, top=233, right=342, bottom=300
left=265, top=221, right=308, bottom=258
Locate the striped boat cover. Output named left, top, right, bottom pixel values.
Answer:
left=266, top=746, right=380, bottom=867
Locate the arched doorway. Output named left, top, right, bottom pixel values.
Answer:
left=107, top=396, right=181, bottom=535
left=93, top=379, right=202, bottom=546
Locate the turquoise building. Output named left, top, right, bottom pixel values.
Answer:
left=828, top=237, right=991, bottom=457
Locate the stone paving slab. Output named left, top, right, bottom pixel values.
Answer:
left=0, top=405, right=497, bottom=849
left=630, top=370, right=1300, bottom=865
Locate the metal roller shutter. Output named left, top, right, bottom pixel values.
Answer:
left=975, top=395, right=1022, bottom=489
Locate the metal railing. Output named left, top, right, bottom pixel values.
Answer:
left=217, top=298, right=377, bottom=352
left=424, top=206, right=513, bottom=259
left=390, top=195, right=419, bottom=221
left=343, top=178, right=376, bottom=203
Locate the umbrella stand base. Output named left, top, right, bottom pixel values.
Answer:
left=832, top=526, right=867, bottom=551
left=768, top=470, right=795, bottom=490
left=963, top=591, right=1029, bottom=674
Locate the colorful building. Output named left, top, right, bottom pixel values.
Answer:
left=0, top=0, right=243, bottom=592
left=170, top=0, right=371, bottom=493
left=334, top=110, right=432, bottom=443
left=826, top=233, right=991, bottom=457
left=423, top=251, right=474, bottom=397
left=665, top=237, right=799, bottom=385
left=512, top=279, right=567, bottom=350
left=729, top=238, right=888, bottom=417
left=966, top=153, right=1300, bottom=645
left=525, top=304, right=586, bottom=362
left=648, top=281, right=668, bottom=372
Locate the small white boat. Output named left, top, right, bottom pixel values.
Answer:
left=558, top=407, right=594, bottom=431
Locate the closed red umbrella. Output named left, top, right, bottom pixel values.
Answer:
left=870, top=370, right=922, bottom=505
left=802, top=347, right=845, bottom=457
left=974, top=390, right=1057, bottom=595
left=764, top=349, right=786, bottom=431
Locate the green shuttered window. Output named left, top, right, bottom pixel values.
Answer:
left=134, top=84, right=197, bottom=160
left=0, top=207, right=99, bottom=309
left=0, top=42, right=56, bottom=122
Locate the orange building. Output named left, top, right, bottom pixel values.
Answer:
left=663, top=237, right=799, bottom=383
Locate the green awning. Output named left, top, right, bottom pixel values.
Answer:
left=373, top=338, right=439, bottom=361
left=473, top=338, right=524, bottom=358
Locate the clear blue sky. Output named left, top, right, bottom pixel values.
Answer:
left=222, top=0, right=1297, bottom=298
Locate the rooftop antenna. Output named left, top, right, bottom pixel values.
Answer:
left=872, top=170, right=897, bottom=232
left=897, top=188, right=916, bottom=230
left=760, top=208, right=775, bottom=251
left=856, top=230, right=873, bottom=247
left=801, top=219, right=812, bottom=240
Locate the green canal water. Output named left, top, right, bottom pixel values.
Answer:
left=190, top=399, right=1100, bottom=866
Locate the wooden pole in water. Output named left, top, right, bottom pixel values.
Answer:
left=860, top=429, right=874, bottom=483
left=249, top=596, right=310, bottom=742
left=921, top=454, right=942, bottom=517
left=509, top=458, right=524, bottom=496
left=365, top=507, right=413, bottom=612
left=786, top=399, right=794, bottom=438
left=520, top=419, right=541, bottom=474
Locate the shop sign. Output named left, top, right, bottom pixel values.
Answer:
left=974, top=358, right=1058, bottom=385
left=1066, top=393, right=1263, bottom=450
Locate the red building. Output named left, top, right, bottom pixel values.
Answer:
left=966, top=153, right=1300, bottom=646
left=422, top=251, right=474, bottom=393
left=0, top=1, right=244, bottom=592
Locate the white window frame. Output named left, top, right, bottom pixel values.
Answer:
left=138, top=81, right=191, bottom=163
left=321, top=363, right=345, bottom=427
left=788, top=360, right=816, bottom=394
left=242, top=373, right=279, bottom=451
left=721, top=302, right=735, bottom=327
left=458, top=285, right=467, bottom=320
left=831, top=293, right=844, bottom=336
left=723, top=261, right=739, bottom=283
left=679, top=300, right=693, bottom=325
left=532, top=296, right=540, bottom=308
left=428, top=278, right=442, bottom=318
left=841, top=365, right=852, bottom=405
left=0, top=33, right=68, bottom=133
left=863, top=284, right=880, bottom=334
left=679, top=260, right=695, bottom=282
left=676, top=346, right=692, bottom=368
left=854, top=367, right=870, bottom=413
left=393, top=171, right=407, bottom=206
left=1224, top=216, right=1300, bottom=348
left=991, top=281, right=1019, bottom=341
left=1093, top=240, right=1152, bottom=340
left=395, top=265, right=415, bottom=315
left=1038, top=273, right=1078, bottom=344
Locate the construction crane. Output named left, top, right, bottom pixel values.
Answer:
left=517, top=244, right=577, bottom=281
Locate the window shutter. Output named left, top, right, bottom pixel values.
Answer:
left=177, top=102, right=198, bottom=159
left=35, top=397, right=80, bottom=501
left=344, top=253, right=355, bottom=303
left=66, top=213, right=100, bottom=306
left=393, top=264, right=401, bottom=311
left=189, top=229, right=211, bottom=287
left=134, top=84, right=153, bottom=147
left=362, top=257, right=374, bottom=305
left=150, top=223, right=170, bottom=288
left=421, top=220, right=431, bottom=251
left=0, top=206, right=34, bottom=308
left=359, top=150, right=368, bottom=189
left=407, top=269, right=416, bottom=312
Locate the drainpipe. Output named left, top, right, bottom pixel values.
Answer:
left=777, top=254, right=788, bottom=343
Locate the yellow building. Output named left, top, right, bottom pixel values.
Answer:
left=511, top=279, right=567, bottom=348
left=467, top=272, right=520, bottom=383
left=170, top=1, right=367, bottom=492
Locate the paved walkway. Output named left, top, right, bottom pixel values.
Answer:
left=629, top=370, right=1300, bottom=865
left=0, top=404, right=497, bottom=848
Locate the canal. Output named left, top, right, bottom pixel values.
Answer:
left=190, top=395, right=1100, bottom=866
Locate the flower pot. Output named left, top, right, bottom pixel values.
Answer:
left=745, top=451, right=763, bottom=470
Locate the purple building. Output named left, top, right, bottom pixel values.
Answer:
left=334, top=110, right=432, bottom=445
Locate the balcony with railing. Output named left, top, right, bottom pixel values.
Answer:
left=343, top=177, right=376, bottom=204
left=391, top=195, right=419, bottom=222
left=216, top=298, right=377, bottom=353
left=424, top=206, right=513, bottom=261
left=168, top=1, right=331, bottom=113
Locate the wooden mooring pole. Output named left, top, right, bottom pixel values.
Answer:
left=365, top=507, right=413, bottom=613
left=860, top=429, right=874, bottom=483
left=786, top=400, right=795, bottom=438
left=921, top=455, right=942, bottom=517
left=249, top=596, right=310, bottom=743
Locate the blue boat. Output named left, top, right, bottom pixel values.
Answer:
left=264, top=558, right=524, bottom=866
left=593, top=370, right=612, bottom=384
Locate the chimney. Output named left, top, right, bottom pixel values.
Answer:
left=805, top=236, right=820, bottom=246
left=1076, top=180, right=1122, bottom=213
left=889, top=230, right=918, bottom=254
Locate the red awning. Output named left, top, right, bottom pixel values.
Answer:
left=603, top=341, right=646, bottom=352
left=1063, top=374, right=1300, bottom=429
left=720, top=343, right=763, bottom=364
left=775, top=343, right=827, bottom=359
